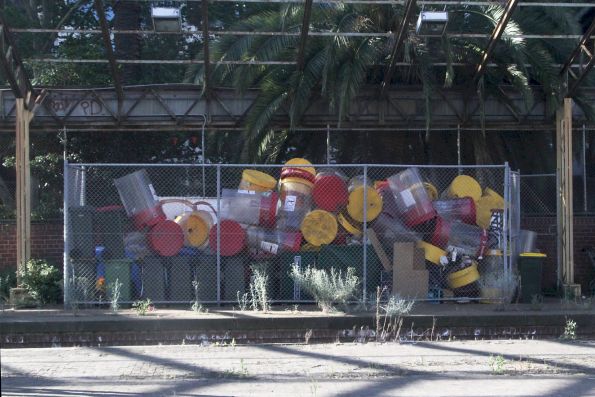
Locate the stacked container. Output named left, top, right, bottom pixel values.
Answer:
left=277, top=159, right=316, bottom=231
left=387, top=168, right=436, bottom=227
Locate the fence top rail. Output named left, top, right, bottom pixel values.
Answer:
left=520, top=173, right=556, bottom=177
left=68, top=162, right=508, bottom=169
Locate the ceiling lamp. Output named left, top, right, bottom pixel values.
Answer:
left=151, top=7, right=182, bottom=32
left=416, top=11, right=449, bottom=37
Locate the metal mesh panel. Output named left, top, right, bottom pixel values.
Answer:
left=64, top=163, right=513, bottom=306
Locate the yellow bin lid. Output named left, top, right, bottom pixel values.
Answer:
left=283, top=158, right=316, bottom=177
left=337, top=212, right=362, bottom=236
left=448, top=263, right=480, bottom=289
left=475, top=190, right=505, bottom=229
left=448, top=175, right=482, bottom=202
left=520, top=252, right=547, bottom=257
left=300, top=210, right=338, bottom=246
left=242, top=169, right=277, bottom=190
left=175, top=212, right=210, bottom=247
left=416, top=241, right=446, bottom=265
left=424, top=182, right=438, bottom=201
left=346, top=186, right=382, bottom=222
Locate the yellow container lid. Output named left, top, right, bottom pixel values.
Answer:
left=416, top=241, right=446, bottom=265
left=242, top=169, right=277, bottom=190
left=283, top=158, right=316, bottom=177
left=519, top=252, right=547, bottom=257
left=448, top=175, right=482, bottom=202
left=346, top=186, right=382, bottom=222
left=300, top=210, right=338, bottom=246
left=424, top=182, right=438, bottom=201
left=280, top=176, right=314, bottom=189
left=475, top=190, right=505, bottom=229
left=175, top=212, right=210, bottom=247
left=448, top=263, right=480, bottom=289
left=337, top=212, right=362, bottom=236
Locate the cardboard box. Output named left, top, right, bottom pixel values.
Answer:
left=392, top=242, right=428, bottom=298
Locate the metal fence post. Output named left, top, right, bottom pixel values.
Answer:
left=362, top=164, right=368, bottom=302
left=63, top=160, right=70, bottom=308
left=503, top=162, right=511, bottom=280
left=216, top=164, right=221, bottom=305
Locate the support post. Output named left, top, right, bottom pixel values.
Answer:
left=556, top=98, right=579, bottom=296
left=15, top=98, right=33, bottom=284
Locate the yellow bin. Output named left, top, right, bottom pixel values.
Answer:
left=282, top=158, right=316, bottom=177
left=300, top=209, right=338, bottom=246
left=175, top=211, right=213, bottom=248
left=239, top=169, right=277, bottom=192
left=346, top=186, right=382, bottom=223
left=446, top=175, right=482, bottom=202
left=475, top=188, right=505, bottom=229
left=448, top=263, right=480, bottom=289
left=416, top=241, right=446, bottom=266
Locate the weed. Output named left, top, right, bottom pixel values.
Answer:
left=489, top=354, right=506, bottom=374
left=560, top=319, right=577, bottom=340
left=236, top=291, right=249, bottom=312
left=375, top=287, right=415, bottom=343
left=132, top=298, right=154, bottom=316
left=190, top=280, right=208, bottom=313
left=108, top=278, right=123, bottom=313
left=290, top=264, right=359, bottom=312
left=249, top=263, right=270, bottom=312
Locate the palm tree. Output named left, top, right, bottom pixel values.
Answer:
left=183, top=4, right=592, bottom=164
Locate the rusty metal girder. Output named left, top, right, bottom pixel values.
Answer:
left=472, top=0, right=519, bottom=86
left=560, top=17, right=595, bottom=98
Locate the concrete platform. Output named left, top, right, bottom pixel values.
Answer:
left=1, top=303, right=594, bottom=348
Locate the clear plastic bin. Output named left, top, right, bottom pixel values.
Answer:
left=432, top=197, right=476, bottom=225
left=220, top=189, right=278, bottom=228
left=277, top=175, right=314, bottom=231
left=114, top=169, right=165, bottom=229
left=446, top=221, right=488, bottom=258
left=246, top=226, right=302, bottom=255
left=387, top=168, right=436, bottom=227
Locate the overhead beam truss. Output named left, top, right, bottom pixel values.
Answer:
left=560, top=17, right=595, bottom=98
left=1, top=86, right=593, bottom=132
left=472, top=0, right=519, bottom=86
left=94, top=0, right=124, bottom=116
left=380, top=0, right=417, bottom=97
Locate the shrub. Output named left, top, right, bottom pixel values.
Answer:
left=18, top=259, right=62, bottom=305
left=290, top=265, right=359, bottom=312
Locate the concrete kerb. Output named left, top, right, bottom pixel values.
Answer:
left=1, top=304, right=595, bottom=347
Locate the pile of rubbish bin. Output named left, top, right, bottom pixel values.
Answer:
left=68, top=160, right=537, bottom=303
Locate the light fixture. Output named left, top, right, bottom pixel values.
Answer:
left=416, top=11, right=449, bottom=37
left=151, top=7, right=182, bottom=32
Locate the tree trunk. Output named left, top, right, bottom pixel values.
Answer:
left=113, top=1, right=141, bottom=84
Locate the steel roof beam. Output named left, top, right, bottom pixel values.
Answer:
left=560, top=17, right=595, bottom=98
left=201, top=0, right=211, bottom=96
left=94, top=0, right=124, bottom=116
left=380, top=0, right=417, bottom=97
left=296, top=0, right=314, bottom=71
left=472, top=0, right=519, bottom=86
left=0, top=15, right=34, bottom=105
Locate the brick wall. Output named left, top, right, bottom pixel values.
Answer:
left=521, top=216, right=595, bottom=293
left=0, top=221, right=63, bottom=271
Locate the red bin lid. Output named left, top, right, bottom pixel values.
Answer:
left=148, top=220, right=184, bottom=257
left=209, top=219, right=246, bottom=256
left=280, top=168, right=316, bottom=184
left=312, top=174, right=348, bottom=212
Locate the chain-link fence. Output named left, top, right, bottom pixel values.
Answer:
left=518, top=173, right=558, bottom=291
left=64, top=162, right=515, bottom=306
